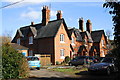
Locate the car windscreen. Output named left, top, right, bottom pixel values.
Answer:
left=27, top=57, right=39, bottom=61
left=74, top=56, right=87, bottom=59
left=101, top=58, right=113, bottom=63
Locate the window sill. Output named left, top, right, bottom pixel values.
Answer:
left=71, top=43, right=75, bottom=46
left=29, top=43, right=33, bottom=44
left=60, top=56, right=65, bottom=59
left=60, top=41, right=65, bottom=43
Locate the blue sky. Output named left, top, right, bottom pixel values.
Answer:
left=1, top=0, right=115, bottom=40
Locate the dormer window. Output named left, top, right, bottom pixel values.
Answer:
left=72, top=37, right=74, bottom=44
left=29, top=36, right=33, bottom=44
left=71, top=37, right=75, bottom=45
left=17, top=38, right=20, bottom=45
left=60, top=34, right=64, bottom=43
left=101, top=40, right=104, bottom=46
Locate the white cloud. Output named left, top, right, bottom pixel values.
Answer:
left=3, top=0, right=49, bottom=3
left=20, top=7, right=41, bottom=20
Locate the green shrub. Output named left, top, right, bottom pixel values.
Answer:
left=56, top=61, right=60, bottom=65
left=64, top=56, right=70, bottom=64
left=2, top=44, right=29, bottom=79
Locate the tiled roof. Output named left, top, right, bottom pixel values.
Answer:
left=12, top=19, right=69, bottom=43
left=68, top=28, right=83, bottom=41
left=91, top=30, right=105, bottom=43
left=80, top=31, right=93, bottom=43
left=10, top=43, right=28, bottom=50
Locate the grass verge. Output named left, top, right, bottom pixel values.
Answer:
left=49, top=67, right=88, bottom=76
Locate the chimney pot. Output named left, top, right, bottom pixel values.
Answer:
left=86, top=19, right=92, bottom=33
left=31, top=22, right=34, bottom=25
left=79, top=17, right=84, bottom=32
left=56, top=10, right=62, bottom=20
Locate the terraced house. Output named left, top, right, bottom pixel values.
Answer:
left=12, top=6, right=108, bottom=65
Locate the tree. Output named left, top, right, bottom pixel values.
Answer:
left=103, top=2, right=120, bottom=48
left=103, top=1, right=120, bottom=74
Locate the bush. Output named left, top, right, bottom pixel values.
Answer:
left=64, top=56, right=70, bottom=64
left=56, top=61, right=60, bottom=65
left=2, top=44, right=29, bottom=79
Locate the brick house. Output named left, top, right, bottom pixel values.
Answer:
left=69, top=18, right=108, bottom=58
left=12, top=6, right=108, bottom=65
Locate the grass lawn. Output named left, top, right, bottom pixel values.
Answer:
left=49, top=67, right=88, bottom=76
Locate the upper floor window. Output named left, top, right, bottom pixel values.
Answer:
left=17, top=38, right=20, bottom=45
left=60, top=34, right=64, bottom=43
left=29, top=36, right=33, bottom=44
left=101, top=40, right=104, bottom=46
left=71, top=37, right=75, bottom=44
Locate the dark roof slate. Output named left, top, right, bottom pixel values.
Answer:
left=12, top=19, right=66, bottom=42
left=91, top=30, right=105, bottom=43
left=35, top=19, right=63, bottom=39
left=80, top=31, right=93, bottom=43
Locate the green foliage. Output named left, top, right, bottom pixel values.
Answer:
left=103, top=2, right=120, bottom=48
left=2, top=44, right=29, bottom=79
left=56, top=61, right=60, bottom=65
left=103, top=2, right=120, bottom=73
left=64, top=56, right=70, bottom=64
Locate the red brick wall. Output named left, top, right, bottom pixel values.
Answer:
left=54, top=23, right=71, bottom=64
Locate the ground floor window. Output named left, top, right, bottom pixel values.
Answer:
left=60, top=49, right=65, bottom=59
left=29, top=50, right=33, bottom=56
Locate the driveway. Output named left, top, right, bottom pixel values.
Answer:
left=27, top=69, right=120, bottom=80
left=29, top=69, right=72, bottom=78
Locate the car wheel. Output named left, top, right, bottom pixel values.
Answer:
left=69, top=62, right=72, bottom=66
left=36, top=67, right=40, bottom=70
left=106, top=67, right=111, bottom=75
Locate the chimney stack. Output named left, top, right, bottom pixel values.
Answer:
left=86, top=19, right=92, bottom=33
left=79, top=18, right=84, bottom=32
left=42, top=6, right=50, bottom=26
left=31, top=22, right=34, bottom=25
left=56, top=10, right=62, bottom=20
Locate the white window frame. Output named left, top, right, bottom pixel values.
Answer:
left=60, top=34, right=65, bottom=43
left=29, top=36, right=33, bottom=44
left=71, top=37, right=75, bottom=45
left=60, top=49, right=65, bottom=59
left=101, top=40, right=104, bottom=46
left=17, top=38, right=20, bottom=45
left=29, top=50, right=33, bottom=56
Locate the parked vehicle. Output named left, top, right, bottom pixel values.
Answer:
left=69, top=56, right=97, bottom=66
left=88, top=57, right=119, bottom=75
left=26, top=56, right=41, bottom=70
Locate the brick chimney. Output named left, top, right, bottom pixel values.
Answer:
left=79, top=18, right=84, bottom=32
left=56, top=10, right=62, bottom=20
left=42, top=6, right=50, bottom=26
left=86, top=19, right=92, bottom=33
left=31, top=21, right=34, bottom=25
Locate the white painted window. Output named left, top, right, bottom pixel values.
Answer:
left=29, top=36, right=33, bottom=44
left=60, top=34, right=64, bottom=43
left=60, top=49, right=64, bottom=56
left=29, top=50, right=33, bottom=56
left=71, top=37, right=74, bottom=44
left=101, top=50, right=105, bottom=57
left=17, top=38, right=20, bottom=45
left=60, top=49, right=65, bottom=59
left=102, top=40, right=104, bottom=46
